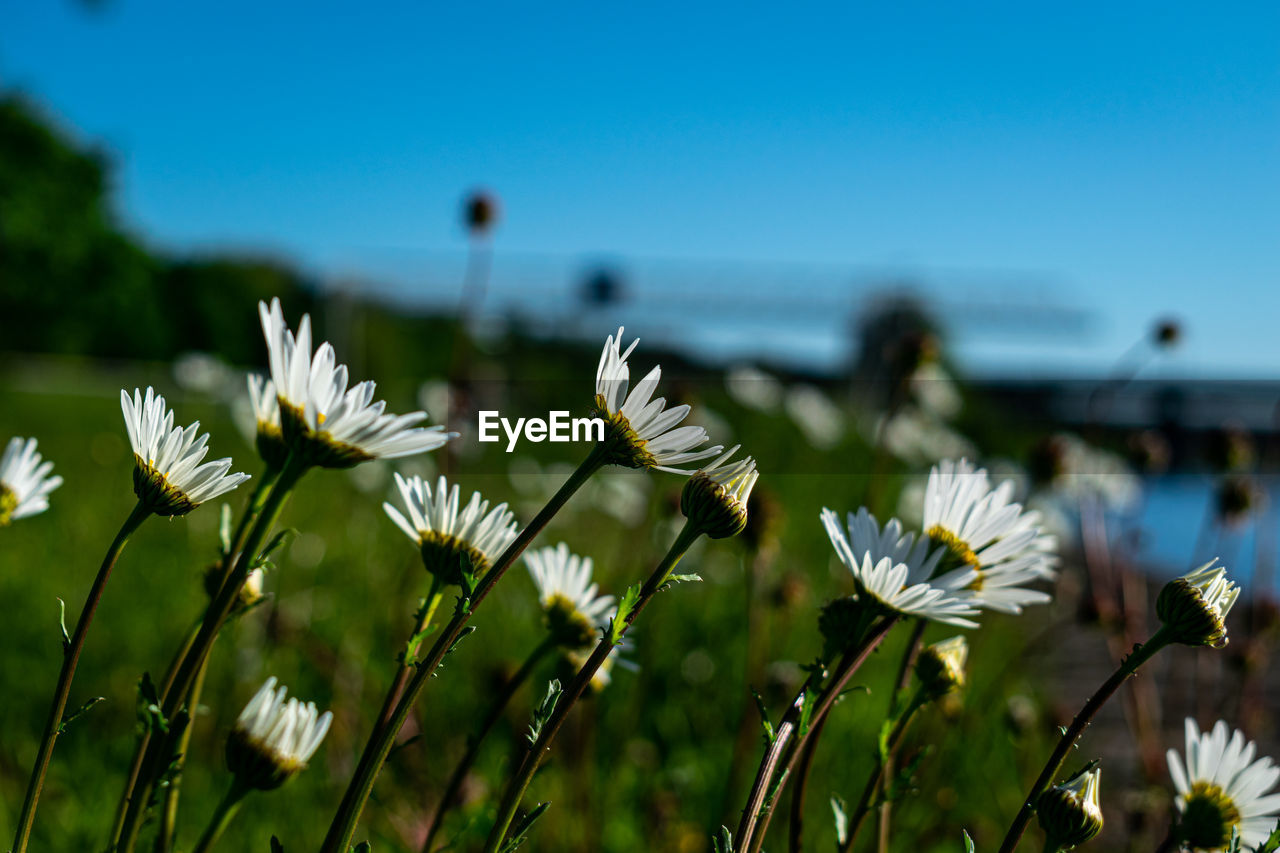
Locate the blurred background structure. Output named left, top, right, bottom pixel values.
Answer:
left=2, top=2, right=1280, bottom=852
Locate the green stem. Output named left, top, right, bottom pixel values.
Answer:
left=191, top=778, right=250, bottom=853
left=1041, top=837, right=1063, bottom=853
left=421, top=636, right=557, bottom=852
left=997, top=626, right=1173, bottom=853
left=735, top=615, right=898, bottom=853
left=110, top=463, right=276, bottom=853
left=319, top=445, right=606, bottom=853
left=840, top=693, right=927, bottom=853
left=117, top=454, right=309, bottom=853
left=154, top=644, right=213, bottom=853
left=483, top=520, right=703, bottom=853
left=11, top=499, right=150, bottom=853
left=373, top=576, right=448, bottom=737
left=874, top=619, right=927, bottom=853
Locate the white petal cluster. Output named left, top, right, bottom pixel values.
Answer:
left=384, top=474, right=520, bottom=571
left=1182, top=560, right=1241, bottom=625
left=231, top=677, right=332, bottom=784
left=1168, top=718, right=1280, bottom=849
left=923, top=458, right=1057, bottom=613
left=259, top=298, right=453, bottom=465
left=247, top=373, right=281, bottom=432
left=121, top=387, right=250, bottom=513
left=595, top=327, right=722, bottom=472
left=822, top=508, right=979, bottom=628
left=526, top=542, right=615, bottom=627
left=0, top=437, right=63, bottom=523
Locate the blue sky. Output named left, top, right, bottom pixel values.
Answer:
left=4, top=1, right=1278, bottom=374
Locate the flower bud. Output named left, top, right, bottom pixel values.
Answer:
left=202, top=563, right=265, bottom=609
left=1157, top=559, right=1239, bottom=647
left=226, top=677, right=332, bottom=791
left=914, top=635, right=969, bottom=700
left=1037, top=765, right=1103, bottom=849
left=681, top=446, right=759, bottom=540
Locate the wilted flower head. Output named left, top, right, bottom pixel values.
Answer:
left=0, top=437, right=63, bottom=525
left=681, top=445, right=759, bottom=539
left=915, top=635, right=969, bottom=700
left=526, top=543, right=615, bottom=649
left=247, top=374, right=289, bottom=470
left=226, top=677, right=332, bottom=791
left=592, top=327, right=722, bottom=472
left=1168, top=718, right=1280, bottom=850
left=259, top=298, right=453, bottom=468
left=384, top=473, right=520, bottom=585
left=1037, top=764, right=1104, bottom=849
left=121, top=387, right=250, bottom=517
left=924, top=458, right=1057, bottom=614
left=1158, top=560, right=1239, bottom=648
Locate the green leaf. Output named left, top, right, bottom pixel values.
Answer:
left=610, top=583, right=642, bottom=643
left=877, top=718, right=894, bottom=763
left=798, top=687, right=816, bottom=738
left=659, top=572, right=703, bottom=591
left=963, top=829, right=975, bottom=853
left=219, top=503, right=233, bottom=556
left=751, top=689, right=775, bottom=745
left=527, top=680, right=563, bottom=746
left=58, top=696, right=105, bottom=733
left=351, top=844, right=372, bottom=853
left=270, top=836, right=284, bottom=853
left=712, top=826, right=735, bottom=853
left=400, top=621, right=440, bottom=667
left=498, top=801, right=551, bottom=853
left=255, top=528, right=295, bottom=566
left=884, top=746, right=932, bottom=804
left=1256, top=820, right=1280, bottom=853
left=831, top=795, right=849, bottom=846
left=135, top=673, right=169, bottom=735
left=57, top=597, right=70, bottom=653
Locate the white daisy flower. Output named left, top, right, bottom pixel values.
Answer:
left=682, top=445, right=760, bottom=539
left=593, top=327, right=722, bottom=472
left=1158, top=560, right=1241, bottom=648
left=822, top=508, right=979, bottom=628
left=259, top=298, right=453, bottom=468
left=121, top=387, right=250, bottom=516
left=0, top=437, right=63, bottom=525
left=923, top=458, right=1057, bottom=614
left=914, top=635, right=969, bottom=698
left=226, top=676, right=333, bottom=791
left=1167, top=718, right=1280, bottom=850
left=384, top=473, right=520, bottom=584
left=526, top=543, right=615, bottom=649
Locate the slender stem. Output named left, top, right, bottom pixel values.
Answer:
left=483, top=520, right=703, bottom=853
left=118, top=455, right=309, bottom=853
left=422, top=636, right=557, bottom=852
left=735, top=616, right=898, bottom=853
left=374, top=576, right=448, bottom=738
left=997, top=627, right=1173, bottom=853
left=11, top=500, right=150, bottom=853
left=875, top=619, right=926, bottom=853
left=155, top=645, right=213, bottom=853
left=110, top=463, right=277, bottom=852
left=320, top=446, right=606, bottom=853
left=786, top=710, right=828, bottom=853
left=840, top=694, right=926, bottom=853
left=191, top=778, right=250, bottom=853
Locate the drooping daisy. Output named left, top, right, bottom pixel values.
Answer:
left=246, top=373, right=289, bottom=470
left=0, top=437, right=63, bottom=525
left=923, top=458, right=1057, bottom=614
left=226, top=676, right=333, bottom=791
left=526, top=543, right=615, bottom=649
left=681, top=445, right=760, bottom=539
left=592, top=327, right=722, bottom=472
left=822, top=509, right=979, bottom=628
left=259, top=298, right=453, bottom=468
left=384, top=473, right=520, bottom=585
left=122, top=388, right=250, bottom=516
left=1158, top=560, right=1240, bottom=648
left=1167, top=718, right=1280, bottom=851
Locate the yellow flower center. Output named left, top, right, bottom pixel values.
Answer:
left=1181, top=781, right=1241, bottom=849
left=926, top=525, right=984, bottom=588
left=545, top=594, right=597, bottom=649
left=0, top=484, right=17, bottom=526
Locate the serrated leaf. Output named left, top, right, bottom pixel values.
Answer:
left=610, top=583, right=642, bottom=643
left=1257, top=820, right=1280, bottom=853
left=963, top=830, right=975, bottom=853
left=659, top=572, right=703, bottom=591
left=1229, top=826, right=1243, bottom=853
left=498, top=801, right=551, bottom=853
left=58, top=696, right=105, bottom=733
left=831, top=795, right=849, bottom=846
left=712, top=826, right=735, bottom=853
left=527, top=680, right=562, bottom=745
left=219, top=504, right=233, bottom=556
left=400, top=623, right=440, bottom=667
left=751, top=689, right=775, bottom=745
left=57, top=597, right=70, bottom=653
